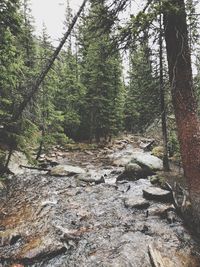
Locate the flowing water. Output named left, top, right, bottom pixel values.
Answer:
left=0, top=137, right=200, bottom=267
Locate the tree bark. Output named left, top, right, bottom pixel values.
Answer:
left=163, top=0, right=200, bottom=229
left=159, top=4, right=170, bottom=171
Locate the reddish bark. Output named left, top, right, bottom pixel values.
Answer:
left=164, top=0, right=200, bottom=227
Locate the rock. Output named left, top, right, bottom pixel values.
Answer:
left=117, top=163, right=144, bottom=181
left=147, top=204, right=174, bottom=217
left=150, top=175, right=165, bottom=186
left=8, top=151, right=28, bottom=175
left=45, top=156, right=59, bottom=166
left=139, top=139, right=154, bottom=151
left=117, top=161, right=156, bottom=182
left=130, top=152, right=163, bottom=171
left=151, top=146, right=164, bottom=158
left=166, top=210, right=177, bottom=224
left=112, top=156, right=132, bottom=167
left=50, top=165, right=85, bottom=177
left=0, top=181, right=7, bottom=196
left=125, top=163, right=142, bottom=173
left=76, top=171, right=105, bottom=184
left=17, top=241, right=66, bottom=261
left=124, top=197, right=150, bottom=209
left=143, top=187, right=172, bottom=202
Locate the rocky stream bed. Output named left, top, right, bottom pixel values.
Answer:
left=0, top=136, right=200, bottom=267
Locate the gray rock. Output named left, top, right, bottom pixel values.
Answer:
left=50, top=165, right=85, bottom=177
left=131, top=152, right=163, bottom=171
left=112, top=156, right=132, bottom=167
left=117, top=161, right=154, bottom=182
left=125, top=163, right=142, bottom=173
left=76, top=171, right=105, bottom=184
left=124, top=197, right=150, bottom=209
left=8, top=151, right=28, bottom=175
left=143, top=187, right=172, bottom=202
left=147, top=204, right=174, bottom=217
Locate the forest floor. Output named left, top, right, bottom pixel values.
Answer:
left=0, top=135, right=200, bottom=267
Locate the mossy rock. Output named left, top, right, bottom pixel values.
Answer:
left=150, top=175, right=165, bottom=187
left=151, top=146, right=164, bottom=158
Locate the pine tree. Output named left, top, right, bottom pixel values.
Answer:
left=79, top=0, right=125, bottom=142
left=54, top=49, right=85, bottom=140
left=185, top=0, right=199, bottom=52
left=35, top=25, right=65, bottom=152
left=125, top=35, right=159, bottom=133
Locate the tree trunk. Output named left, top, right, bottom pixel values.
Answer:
left=163, top=0, right=200, bottom=229
left=159, top=5, right=170, bottom=171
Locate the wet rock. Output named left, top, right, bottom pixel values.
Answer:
left=143, top=187, right=172, bottom=202
left=139, top=139, right=154, bottom=151
left=45, top=156, right=59, bottom=167
left=50, top=165, right=85, bottom=177
left=7, top=151, right=28, bottom=175
left=117, top=162, right=156, bottom=182
left=166, top=210, right=177, bottom=224
left=76, top=171, right=105, bottom=184
left=130, top=151, right=163, bottom=171
left=147, top=204, right=174, bottom=217
left=124, top=197, right=150, bottom=209
left=112, top=156, right=132, bottom=167
left=125, top=163, right=143, bottom=174
left=15, top=238, right=67, bottom=263
left=150, top=175, right=165, bottom=186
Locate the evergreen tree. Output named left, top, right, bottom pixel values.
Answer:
left=35, top=25, right=66, bottom=152
left=185, top=0, right=199, bottom=52
left=0, top=0, right=23, bottom=123
left=125, top=36, right=159, bottom=133
left=55, top=49, right=85, bottom=140
left=79, top=0, right=125, bottom=142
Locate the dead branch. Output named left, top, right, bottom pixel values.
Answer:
left=20, top=165, right=50, bottom=172
left=148, top=244, right=166, bottom=267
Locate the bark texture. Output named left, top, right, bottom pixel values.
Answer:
left=163, top=0, right=200, bottom=229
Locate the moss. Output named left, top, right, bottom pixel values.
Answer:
left=151, top=146, right=164, bottom=158
left=150, top=175, right=165, bottom=186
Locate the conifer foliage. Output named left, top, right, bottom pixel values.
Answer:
left=79, top=0, right=125, bottom=141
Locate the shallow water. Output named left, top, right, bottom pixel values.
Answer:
left=0, top=139, right=200, bottom=267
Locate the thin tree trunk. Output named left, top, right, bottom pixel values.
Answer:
left=13, top=0, right=88, bottom=121
left=159, top=4, right=170, bottom=171
left=164, top=0, right=200, bottom=229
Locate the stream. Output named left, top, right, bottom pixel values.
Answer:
left=0, top=136, right=200, bottom=267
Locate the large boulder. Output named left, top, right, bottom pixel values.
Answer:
left=76, top=170, right=105, bottom=184
left=117, top=163, right=146, bottom=181
left=143, top=187, right=172, bottom=202
left=8, top=151, right=28, bottom=175
left=130, top=152, right=163, bottom=171
left=50, top=165, right=85, bottom=177
left=124, top=196, right=150, bottom=209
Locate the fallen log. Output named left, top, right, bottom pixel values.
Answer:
left=148, top=245, right=174, bottom=267
left=19, top=165, right=50, bottom=172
